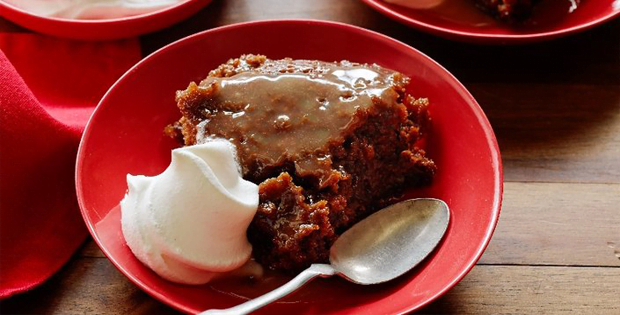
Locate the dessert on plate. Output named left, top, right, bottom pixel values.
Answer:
left=474, top=0, right=538, bottom=21
left=121, top=54, right=436, bottom=283
left=167, top=54, right=436, bottom=273
left=385, top=0, right=543, bottom=22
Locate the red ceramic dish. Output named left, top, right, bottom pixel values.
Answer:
left=0, top=0, right=211, bottom=40
left=361, top=0, right=620, bottom=44
left=76, top=20, right=502, bottom=314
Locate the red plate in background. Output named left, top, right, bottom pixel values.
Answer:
left=0, top=0, right=212, bottom=40
left=76, top=20, right=503, bottom=314
left=361, top=0, right=620, bottom=44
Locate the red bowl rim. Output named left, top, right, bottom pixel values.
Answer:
left=75, top=19, right=503, bottom=314
left=360, top=0, right=620, bottom=44
left=0, top=0, right=197, bottom=24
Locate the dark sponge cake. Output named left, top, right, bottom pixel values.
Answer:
left=475, top=0, right=538, bottom=21
left=169, top=54, right=436, bottom=272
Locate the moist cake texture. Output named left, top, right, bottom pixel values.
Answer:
left=169, top=54, right=436, bottom=272
left=474, top=0, right=538, bottom=21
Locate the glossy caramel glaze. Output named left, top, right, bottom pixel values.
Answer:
left=176, top=56, right=407, bottom=183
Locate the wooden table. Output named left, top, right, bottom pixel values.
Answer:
left=2, top=0, right=619, bottom=313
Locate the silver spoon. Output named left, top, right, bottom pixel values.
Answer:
left=201, top=198, right=450, bottom=315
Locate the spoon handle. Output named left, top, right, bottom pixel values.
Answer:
left=200, top=264, right=336, bottom=315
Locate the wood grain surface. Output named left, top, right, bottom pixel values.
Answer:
left=1, top=0, right=619, bottom=314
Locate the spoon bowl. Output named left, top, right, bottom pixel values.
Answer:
left=331, top=198, right=450, bottom=285
left=202, top=198, right=450, bottom=315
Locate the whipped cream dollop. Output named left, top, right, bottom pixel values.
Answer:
left=384, top=0, right=444, bottom=10
left=4, top=0, right=183, bottom=20
left=120, top=140, right=259, bottom=284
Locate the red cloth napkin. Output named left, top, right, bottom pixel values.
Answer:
left=0, top=33, right=140, bottom=299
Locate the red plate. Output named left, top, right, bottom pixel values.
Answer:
left=0, top=0, right=212, bottom=40
left=361, top=0, right=620, bottom=44
left=76, top=20, right=502, bottom=314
